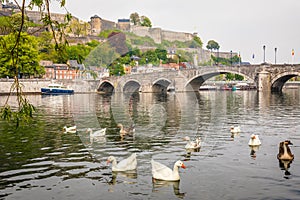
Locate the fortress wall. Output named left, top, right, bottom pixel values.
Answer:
left=100, top=19, right=116, bottom=31
left=117, top=23, right=130, bottom=31
left=130, top=26, right=194, bottom=44
left=67, top=36, right=104, bottom=45
left=161, top=30, right=194, bottom=42
left=148, top=28, right=163, bottom=43
left=130, top=26, right=162, bottom=43
left=26, top=11, right=67, bottom=24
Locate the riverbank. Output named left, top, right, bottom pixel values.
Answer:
left=0, top=79, right=99, bottom=95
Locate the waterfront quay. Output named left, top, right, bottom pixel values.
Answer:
left=0, top=79, right=99, bottom=95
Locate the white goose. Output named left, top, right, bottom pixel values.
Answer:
left=86, top=128, right=106, bottom=137
left=107, top=153, right=137, bottom=172
left=184, top=136, right=201, bottom=150
left=151, top=159, right=186, bottom=181
left=63, top=125, right=77, bottom=133
left=230, top=126, right=241, bottom=134
left=248, top=134, right=261, bottom=146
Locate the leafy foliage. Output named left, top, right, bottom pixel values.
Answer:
left=66, top=44, right=94, bottom=64
left=66, top=19, right=90, bottom=37
left=99, top=29, right=121, bottom=38
left=129, top=12, right=152, bottom=27
left=0, top=0, right=71, bottom=127
left=130, top=12, right=140, bottom=25
left=193, top=36, right=203, bottom=48
left=140, top=16, right=152, bottom=27
left=206, top=40, right=220, bottom=51
left=0, top=32, right=44, bottom=78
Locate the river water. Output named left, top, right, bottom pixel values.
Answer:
left=0, top=89, right=300, bottom=200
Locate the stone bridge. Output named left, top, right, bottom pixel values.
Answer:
left=98, top=64, right=300, bottom=93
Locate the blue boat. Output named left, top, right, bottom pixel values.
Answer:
left=41, top=83, right=74, bottom=94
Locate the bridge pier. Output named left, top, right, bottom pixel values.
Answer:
left=139, top=84, right=154, bottom=93
left=257, top=70, right=271, bottom=91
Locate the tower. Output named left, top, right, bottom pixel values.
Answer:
left=90, top=15, right=101, bottom=35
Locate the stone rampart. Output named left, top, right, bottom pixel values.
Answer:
left=100, top=19, right=116, bottom=31
left=130, top=26, right=194, bottom=44
left=25, top=11, right=69, bottom=24
left=161, top=30, right=194, bottom=42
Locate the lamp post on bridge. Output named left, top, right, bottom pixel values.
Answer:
left=274, top=47, right=277, bottom=64
left=230, top=50, right=232, bottom=67
left=263, top=45, right=266, bottom=63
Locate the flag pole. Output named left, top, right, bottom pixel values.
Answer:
left=292, top=49, right=295, bottom=65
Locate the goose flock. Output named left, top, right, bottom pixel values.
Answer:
left=63, top=123, right=294, bottom=182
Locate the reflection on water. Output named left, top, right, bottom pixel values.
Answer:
left=152, top=179, right=185, bottom=199
left=249, top=145, right=260, bottom=159
left=0, top=89, right=300, bottom=199
left=278, top=159, right=293, bottom=179
left=108, top=171, right=138, bottom=186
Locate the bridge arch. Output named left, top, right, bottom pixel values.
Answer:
left=98, top=80, right=115, bottom=93
left=123, top=79, right=141, bottom=93
left=152, top=78, right=172, bottom=93
left=271, top=71, right=300, bottom=92
left=185, top=70, right=255, bottom=91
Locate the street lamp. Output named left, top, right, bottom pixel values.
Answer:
left=230, top=50, right=232, bottom=66
left=263, top=45, right=266, bottom=63
left=274, top=47, right=277, bottom=64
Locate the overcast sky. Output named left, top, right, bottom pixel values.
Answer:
left=49, top=0, right=300, bottom=64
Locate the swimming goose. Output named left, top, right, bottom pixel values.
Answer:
left=184, top=136, right=201, bottom=150
left=63, top=125, right=77, bottom=133
left=107, top=153, right=137, bottom=172
left=248, top=134, right=261, bottom=146
left=277, top=140, right=294, bottom=161
left=86, top=128, right=106, bottom=137
left=117, top=123, right=135, bottom=137
left=151, top=159, right=186, bottom=181
left=230, top=126, right=241, bottom=134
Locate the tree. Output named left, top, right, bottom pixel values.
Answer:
left=155, top=48, right=168, bottom=63
left=193, top=35, right=203, bottom=48
left=130, top=12, right=140, bottom=25
left=0, top=32, right=44, bottom=78
left=140, top=16, right=152, bottom=27
left=130, top=13, right=152, bottom=27
left=0, top=16, right=14, bottom=34
left=0, top=0, right=71, bottom=126
left=66, top=44, right=93, bottom=64
left=66, top=19, right=90, bottom=37
left=206, top=40, right=220, bottom=52
left=108, top=62, right=124, bottom=76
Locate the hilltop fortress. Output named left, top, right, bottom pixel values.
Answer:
left=0, top=1, right=195, bottom=44
left=89, top=15, right=196, bottom=44
left=0, top=1, right=235, bottom=63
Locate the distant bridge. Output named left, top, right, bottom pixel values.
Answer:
left=98, top=64, right=300, bottom=93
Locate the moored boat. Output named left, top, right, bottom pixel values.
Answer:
left=41, top=83, right=74, bottom=94
left=199, top=85, right=218, bottom=90
left=220, top=84, right=232, bottom=90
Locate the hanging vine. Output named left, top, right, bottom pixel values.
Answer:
left=0, top=0, right=71, bottom=127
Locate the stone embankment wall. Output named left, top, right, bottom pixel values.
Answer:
left=0, top=79, right=99, bottom=95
